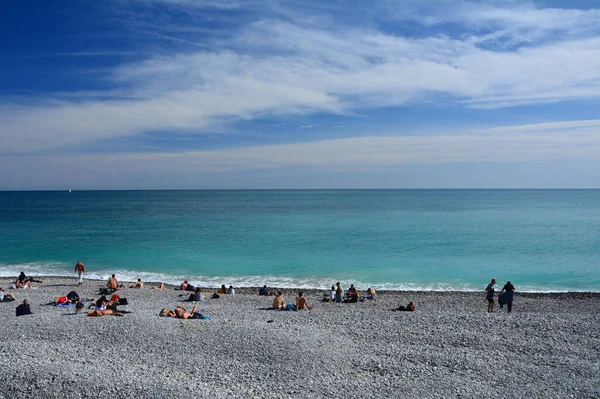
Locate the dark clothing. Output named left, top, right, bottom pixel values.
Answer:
left=16, top=304, right=32, bottom=317
left=259, top=287, right=269, bottom=296
left=502, top=283, right=515, bottom=294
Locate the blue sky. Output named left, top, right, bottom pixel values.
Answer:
left=1, top=0, right=600, bottom=189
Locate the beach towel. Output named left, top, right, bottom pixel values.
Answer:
left=498, top=292, right=512, bottom=308
left=55, top=303, right=76, bottom=308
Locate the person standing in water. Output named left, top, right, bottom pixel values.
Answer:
left=485, top=278, right=496, bottom=313
left=74, top=261, right=86, bottom=285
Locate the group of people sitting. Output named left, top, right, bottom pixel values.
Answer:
left=271, top=291, right=312, bottom=311
left=8, top=272, right=44, bottom=290
left=321, top=283, right=377, bottom=303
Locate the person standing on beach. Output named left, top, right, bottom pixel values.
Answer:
left=75, top=261, right=86, bottom=285
left=499, top=281, right=515, bottom=313
left=485, top=278, right=496, bottom=313
left=335, top=282, right=343, bottom=303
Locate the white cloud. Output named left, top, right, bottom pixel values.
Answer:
left=1, top=1, right=600, bottom=155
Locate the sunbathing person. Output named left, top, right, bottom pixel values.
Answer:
left=393, top=301, right=416, bottom=311
left=272, top=291, right=285, bottom=309
left=12, top=279, right=32, bottom=290
left=94, top=296, right=109, bottom=311
left=159, top=308, right=176, bottom=317
left=53, top=291, right=80, bottom=305
left=174, top=305, right=203, bottom=319
left=0, top=287, right=15, bottom=302
left=296, top=291, right=312, bottom=310
left=227, top=285, right=235, bottom=295
left=88, top=309, right=123, bottom=316
left=217, top=284, right=227, bottom=294
left=130, top=279, right=144, bottom=288
left=107, top=275, right=118, bottom=291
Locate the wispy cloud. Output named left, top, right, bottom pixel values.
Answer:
left=1, top=0, right=600, bottom=158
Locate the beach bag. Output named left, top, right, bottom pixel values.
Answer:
left=118, top=298, right=128, bottom=305
left=211, top=293, right=220, bottom=299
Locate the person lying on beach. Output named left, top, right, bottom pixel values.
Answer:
left=87, top=309, right=123, bottom=316
left=217, top=285, right=227, bottom=295
left=0, top=287, right=15, bottom=302
left=16, top=299, right=33, bottom=316
left=53, top=291, right=80, bottom=305
left=11, top=279, right=32, bottom=290
left=94, top=296, right=109, bottom=311
left=105, top=294, right=125, bottom=312
left=129, top=279, right=144, bottom=288
left=272, top=291, right=285, bottom=309
left=159, top=308, right=176, bottom=317
left=393, top=301, right=416, bottom=311
left=161, top=305, right=204, bottom=319
left=296, top=292, right=312, bottom=310
left=153, top=283, right=165, bottom=290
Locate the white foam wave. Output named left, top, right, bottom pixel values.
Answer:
left=0, top=263, right=595, bottom=292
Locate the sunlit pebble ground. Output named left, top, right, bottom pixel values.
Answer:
left=1, top=277, right=599, bottom=398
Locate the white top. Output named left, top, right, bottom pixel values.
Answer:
left=329, top=290, right=336, bottom=300
left=227, top=288, right=235, bottom=295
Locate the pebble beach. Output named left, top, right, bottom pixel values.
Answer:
left=1, top=277, right=599, bottom=399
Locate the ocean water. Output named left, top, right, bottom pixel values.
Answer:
left=0, top=190, right=598, bottom=292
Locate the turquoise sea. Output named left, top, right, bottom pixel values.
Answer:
left=0, top=190, right=598, bottom=292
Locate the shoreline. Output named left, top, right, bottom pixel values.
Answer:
left=3, top=274, right=599, bottom=294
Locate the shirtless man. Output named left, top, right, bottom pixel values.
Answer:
left=272, top=291, right=285, bottom=309
left=107, top=274, right=118, bottom=291
left=296, top=291, right=312, bottom=310
left=74, top=261, right=86, bottom=285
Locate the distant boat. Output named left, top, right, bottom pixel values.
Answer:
left=69, top=190, right=72, bottom=193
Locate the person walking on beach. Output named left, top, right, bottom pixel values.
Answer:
left=485, top=278, right=496, bottom=313
left=75, top=261, right=86, bottom=285
left=499, top=281, right=515, bottom=313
